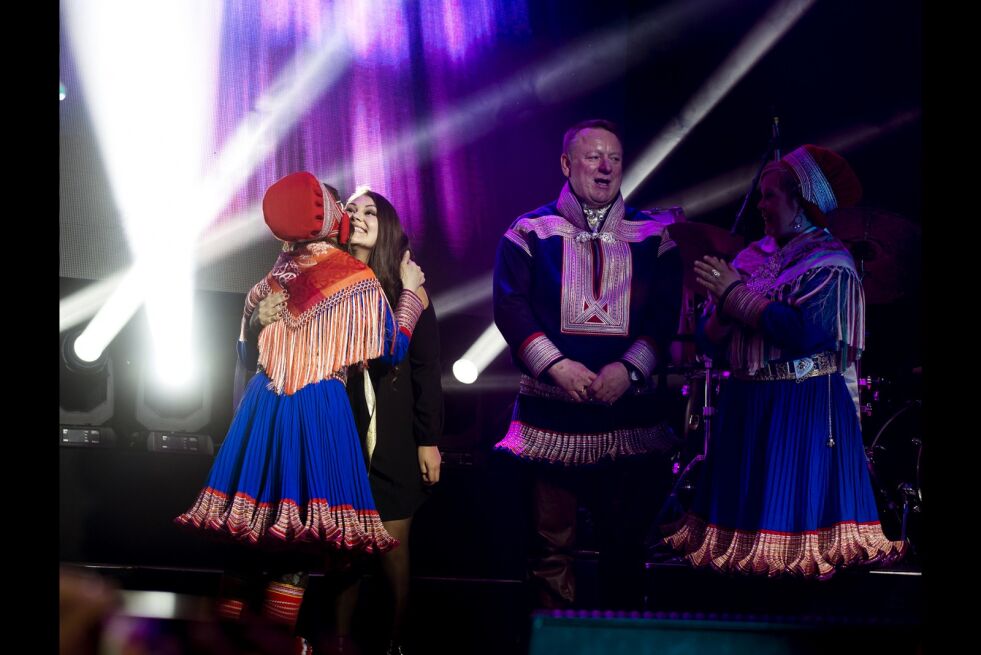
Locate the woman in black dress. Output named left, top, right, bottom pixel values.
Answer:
left=341, top=188, right=444, bottom=655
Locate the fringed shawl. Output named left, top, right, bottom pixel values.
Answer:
left=726, top=228, right=864, bottom=375
left=240, top=241, right=393, bottom=395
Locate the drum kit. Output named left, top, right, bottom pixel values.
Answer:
left=657, top=208, right=924, bottom=553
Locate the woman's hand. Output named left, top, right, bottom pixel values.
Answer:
left=250, top=291, right=286, bottom=333
left=694, top=255, right=740, bottom=302
left=400, top=250, right=425, bottom=293
left=418, top=445, right=441, bottom=486
left=258, top=291, right=286, bottom=327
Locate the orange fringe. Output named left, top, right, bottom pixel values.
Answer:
left=662, top=514, right=906, bottom=579
left=258, top=280, right=390, bottom=395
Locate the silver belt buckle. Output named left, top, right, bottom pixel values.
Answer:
left=793, top=357, right=815, bottom=380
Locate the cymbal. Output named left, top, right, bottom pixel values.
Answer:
left=664, top=222, right=746, bottom=291
left=826, top=207, right=921, bottom=304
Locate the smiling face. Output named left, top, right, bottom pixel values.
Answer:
left=560, top=127, right=623, bottom=208
left=345, top=194, right=379, bottom=258
left=757, top=169, right=802, bottom=240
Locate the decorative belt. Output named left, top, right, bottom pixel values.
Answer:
left=733, top=352, right=838, bottom=383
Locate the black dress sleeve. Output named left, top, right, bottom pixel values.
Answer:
left=409, top=302, right=444, bottom=447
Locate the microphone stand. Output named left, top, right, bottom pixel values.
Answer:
left=730, top=117, right=781, bottom=235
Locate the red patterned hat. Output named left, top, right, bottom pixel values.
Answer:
left=262, top=172, right=350, bottom=244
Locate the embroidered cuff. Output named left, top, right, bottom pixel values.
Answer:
left=721, top=283, right=772, bottom=327
left=621, top=338, right=657, bottom=378
left=519, top=332, right=565, bottom=378
left=395, top=289, right=424, bottom=336
left=244, top=279, right=272, bottom=326
left=716, top=280, right=744, bottom=323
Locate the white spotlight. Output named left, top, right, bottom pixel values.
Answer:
left=452, top=359, right=479, bottom=385
left=60, top=0, right=361, bottom=386
left=70, top=266, right=148, bottom=364
left=72, top=333, right=103, bottom=364
left=452, top=324, right=508, bottom=384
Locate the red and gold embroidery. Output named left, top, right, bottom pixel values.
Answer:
left=175, top=487, right=398, bottom=553
left=663, top=514, right=906, bottom=579
left=561, top=236, right=632, bottom=335
left=497, top=420, right=677, bottom=465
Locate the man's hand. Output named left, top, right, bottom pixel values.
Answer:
left=548, top=358, right=598, bottom=402
left=587, top=361, right=632, bottom=405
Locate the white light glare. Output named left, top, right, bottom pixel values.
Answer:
left=452, top=324, right=507, bottom=384
left=452, top=360, right=479, bottom=385
left=72, top=333, right=102, bottom=364
left=622, top=0, right=816, bottom=199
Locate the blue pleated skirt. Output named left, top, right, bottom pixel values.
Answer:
left=663, top=372, right=905, bottom=578
left=176, top=371, right=396, bottom=554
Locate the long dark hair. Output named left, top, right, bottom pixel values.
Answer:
left=356, top=190, right=410, bottom=307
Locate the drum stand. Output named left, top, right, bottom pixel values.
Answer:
left=865, top=399, right=923, bottom=548
left=656, top=356, right=719, bottom=524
